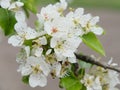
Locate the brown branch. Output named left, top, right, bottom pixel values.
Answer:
left=75, top=53, right=120, bottom=73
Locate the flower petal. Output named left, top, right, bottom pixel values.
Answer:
left=46, top=49, right=52, bottom=55
left=24, top=46, right=30, bottom=58
left=91, top=27, right=104, bottom=35
left=21, top=64, right=32, bottom=76
left=52, top=62, right=61, bottom=77
left=14, top=22, right=27, bottom=34
left=8, top=35, right=24, bottom=47
left=34, top=47, right=43, bottom=57
left=68, top=56, right=77, bottom=63
left=15, top=11, right=26, bottom=22
left=0, top=0, right=10, bottom=9
left=90, top=16, right=99, bottom=26
left=29, top=73, right=47, bottom=87
left=39, top=36, right=47, bottom=45
left=39, top=56, right=51, bottom=76
left=8, top=1, right=24, bottom=11
left=50, top=37, right=57, bottom=48
left=25, top=27, right=37, bottom=40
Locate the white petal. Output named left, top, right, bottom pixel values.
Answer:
left=50, top=37, right=57, bottom=48
left=90, top=16, right=99, bottom=26
left=91, top=27, right=104, bottom=35
left=34, top=47, right=43, bottom=57
left=68, top=56, right=77, bottom=63
left=108, top=58, right=113, bottom=65
left=8, top=35, right=24, bottom=47
left=46, top=49, right=52, bottom=55
left=66, top=11, right=74, bottom=19
left=27, top=56, right=50, bottom=76
left=15, top=11, right=26, bottom=22
left=41, top=4, right=60, bottom=20
left=24, top=46, right=30, bottom=58
left=17, top=64, right=24, bottom=72
left=37, top=31, right=47, bottom=37
left=52, top=62, right=61, bottom=77
left=27, top=56, right=40, bottom=66
left=63, top=49, right=75, bottom=57
left=14, top=1, right=24, bottom=7
left=25, top=27, right=37, bottom=40
left=80, top=14, right=92, bottom=27
left=39, top=36, right=47, bottom=45
left=44, top=21, right=52, bottom=35
left=8, top=1, right=24, bottom=11
left=36, top=14, right=44, bottom=24
left=39, top=56, right=51, bottom=76
left=29, top=73, right=47, bottom=87
left=75, top=8, right=84, bottom=16
left=0, top=0, right=10, bottom=9
left=59, top=0, right=67, bottom=10
left=55, top=50, right=66, bottom=61
left=21, top=64, right=32, bottom=76
left=65, top=37, right=82, bottom=51
left=14, top=22, right=27, bottom=34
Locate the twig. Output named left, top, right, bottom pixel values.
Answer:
left=75, top=53, right=120, bottom=73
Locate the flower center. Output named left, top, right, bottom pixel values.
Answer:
left=44, top=13, right=49, bottom=20
left=32, top=65, right=41, bottom=74
left=52, top=27, right=58, bottom=33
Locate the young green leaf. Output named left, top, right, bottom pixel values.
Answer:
left=60, top=76, right=82, bottom=90
left=78, top=61, right=92, bottom=69
left=82, top=32, right=105, bottom=56
left=21, top=0, right=37, bottom=14
left=22, top=75, right=29, bottom=84
left=0, top=8, right=16, bottom=36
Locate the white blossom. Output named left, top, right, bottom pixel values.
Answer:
left=35, top=47, right=43, bottom=57
left=37, top=4, right=60, bottom=22
left=81, top=74, right=102, bottom=90
left=21, top=56, right=50, bottom=87
left=44, top=17, right=72, bottom=38
left=90, top=27, right=104, bottom=35
left=15, top=11, right=26, bottom=22
left=107, top=58, right=118, bottom=67
left=16, top=46, right=30, bottom=72
left=8, top=11, right=38, bottom=47
left=54, top=0, right=68, bottom=13
left=50, top=37, right=81, bottom=63
left=66, top=8, right=84, bottom=26
left=8, top=35, right=24, bottom=47
left=46, top=49, right=52, bottom=55
left=107, top=70, right=120, bottom=87
left=6, top=0, right=107, bottom=88
left=0, top=0, right=23, bottom=10
left=8, top=1, right=24, bottom=11
left=51, top=62, right=61, bottom=77
left=0, top=0, right=11, bottom=9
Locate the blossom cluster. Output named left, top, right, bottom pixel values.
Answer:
left=0, top=0, right=23, bottom=11
left=81, top=59, right=120, bottom=90
left=7, top=0, right=104, bottom=88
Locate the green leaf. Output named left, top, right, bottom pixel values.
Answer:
left=38, top=0, right=59, bottom=5
left=60, top=76, right=82, bottom=90
left=82, top=32, right=105, bottom=56
left=22, top=75, right=29, bottom=84
left=21, top=0, right=37, bottom=13
left=78, top=61, right=92, bottom=69
left=24, top=40, right=32, bottom=47
left=0, top=8, right=16, bottom=36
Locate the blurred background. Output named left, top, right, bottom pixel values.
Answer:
left=0, top=0, right=120, bottom=90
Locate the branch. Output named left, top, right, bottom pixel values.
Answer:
left=75, top=53, right=120, bottom=73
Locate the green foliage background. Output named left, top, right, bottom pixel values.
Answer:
left=37, top=0, right=120, bottom=10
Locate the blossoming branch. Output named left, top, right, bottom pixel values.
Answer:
left=0, top=0, right=120, bottom=90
